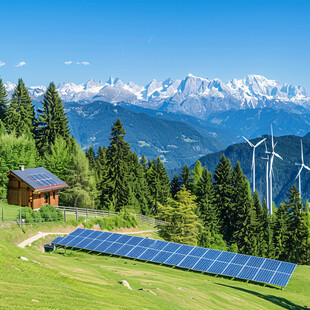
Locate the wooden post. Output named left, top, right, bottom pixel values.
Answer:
left=19, top=209, right=21, bottom=227
left=2, top=205, right=3, bottom=223
left=64, top=210, right=66, bottom=222
left=76, top=208, right=78, bottom=221
left=86, top=208, right=88, bottom=220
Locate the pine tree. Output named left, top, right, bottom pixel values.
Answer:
left=85, top=145, right=96, bottom=170
left=0, top=79, right=8, bottom=122
left=191, top=160, right=203, bottom=194
left=36, top=82, right=70, bottom=153
left=232, top=176, right=256, bottom=255
left=181, top=164, right=191, bottom=190
left=273, top=203, right=289, bottom=260
left=213, top=154, right=234, bottom=242
left=196, top=168, right=219, bottom=234
left=146, top=157, right=170, bottom=214
left=252, top=191, right=268, bottom=257
left=170, top=174, right=181, bottom=198
left=261, top=200, right=275, bottom=259
left=157, top=187, right=202, bottom=246
left=99, top=119, right=131, bottom=211
left=5, top=79, right=35, bottom=136
left=284, top=185, right=310, bottom=264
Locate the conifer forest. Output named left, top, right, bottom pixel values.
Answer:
left=0, top=78, right=309, bottom=266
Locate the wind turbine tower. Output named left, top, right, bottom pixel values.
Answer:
left=262, top=141, right=270, bottom=213
left=242, top=136, right=266, bottom=193
left=295, top=139, right=310, bottom=198
left=268, top=125, right=283, bottom=215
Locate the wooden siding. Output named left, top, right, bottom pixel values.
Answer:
left=8, top=175, right=60, bottom=209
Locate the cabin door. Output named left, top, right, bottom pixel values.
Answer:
left=44, top=193, right=50, bottom=205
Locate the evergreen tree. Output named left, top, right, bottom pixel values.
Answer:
left=158, top=187, right=202, bottom=246
left=252, top=191, right=268, bottom=257
left=170, top=174, right=181, bottom=198
left=5, top=79, right=35, bottom=136
left=0, top=79, right=8, bottom=122
left=61, top=142, right=97, bottom=209
left=36, top=82, right=70, bottom=153
left=232, top=176, right=256, bottom=255
left=85, top=145, right=96, bottom=170
left=181, top=164, right=191, bottom=190
left=191, top=160, right=203, bottom=194
left=146, top=158, right=170, bottom=214
left=261, top=200, right=275, bottom=259
left=196, top=168, right=219, bottom=233
left=273, top=203, right=289, bottom=260
left=213, top=154, right=234, bottom=242
left=284, top=185, right=310, bottom=264
left=99, top=119, right=131, bottom=211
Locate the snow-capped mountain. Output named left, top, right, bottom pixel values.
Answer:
left=4, top=74, right=310, bottom=119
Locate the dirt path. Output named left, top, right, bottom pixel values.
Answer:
left=17, top=232, right=68, bottom=248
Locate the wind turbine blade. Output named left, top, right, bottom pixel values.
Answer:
left=304, top=165, right=310, bottom=171
left=274, top=141, right=278, bottom=148
left=274, top=152, right=283, bottom=160
left=301, top=140, right=304, bottom=165
left=269, top=155, right=274, bottom=177
left=255, top=138, right=266, bottom=148
left=271, top=125, right=274, bottom=149
left=242, top=136, right=254, bottom=147
left=295, top=166, right=303, bottom=180
left=264, top=141, right=270, bottom=154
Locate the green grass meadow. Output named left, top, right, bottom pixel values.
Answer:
left=0, top=223, right=309, bottom=309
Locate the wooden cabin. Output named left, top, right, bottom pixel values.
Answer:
left=7, top=166, right=69, bottom=210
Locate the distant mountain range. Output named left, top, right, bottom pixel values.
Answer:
left=195, top=135, right=310, bottom=205
left=7, top=74, right=310, bottom=172
left=5, top=74, right=310, bottom=119
left=63, top=100, right=223, bottom=172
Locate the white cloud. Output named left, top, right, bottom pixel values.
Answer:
left=15, top=61, right=26, bottom=67
left=76, top=62, right=80, bottom=65
left=81, top=61, right=90, bottom=65
left=0, top=61, right=5, bottom=67
left=64, top=61, right=72, bottom=65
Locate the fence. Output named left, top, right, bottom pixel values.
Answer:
left=1, top=205, right=168, bottom=227
left=57, top=206, right=168, bottom=226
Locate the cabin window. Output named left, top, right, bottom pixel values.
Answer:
left=53, top=191, right=56, bottom=199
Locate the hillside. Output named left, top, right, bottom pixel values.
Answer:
left=64, top=100, right=223, bottom=170
left=1, top=225, right=309, bottom=309
left=195, top=135, right=310, bottom=205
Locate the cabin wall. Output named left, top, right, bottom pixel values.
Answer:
left=8, top=176, right=31, bottom=207
left=32, top=194, right=45, bottom=210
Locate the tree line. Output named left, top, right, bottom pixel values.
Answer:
left=0, top=78, right=309, bottom=265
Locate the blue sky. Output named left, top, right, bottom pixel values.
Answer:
left=0, top=0, right=309, bottom=89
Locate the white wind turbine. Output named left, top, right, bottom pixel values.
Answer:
left=262, top=141, right=270, bottom=214
left=242, top=136, right=266, bottom=193
left=268, top=125, right=283, bottom=215
left=294, top=140, right=310, bottom=198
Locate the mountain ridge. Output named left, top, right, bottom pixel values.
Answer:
left=5, top=74, right=310, bottom=119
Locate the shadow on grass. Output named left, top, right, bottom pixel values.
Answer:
left=215, top=283, right=308, bottom=310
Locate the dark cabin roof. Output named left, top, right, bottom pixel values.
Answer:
left=8, top=167, right=69, bottom=193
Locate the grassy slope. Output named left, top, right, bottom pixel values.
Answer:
left=0, top=225, right=309, bottom=310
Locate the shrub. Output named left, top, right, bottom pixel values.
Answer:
left=20, top=207, right=34, bottom=223
left=39, top=205, right=64, bottom=222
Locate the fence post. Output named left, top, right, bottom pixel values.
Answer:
left=86, top=208, right=88, bottom=220
left=76, top=208, right=78, bottom=221
left=2, top=205, right=3, bottom=223
left=19, top=209, right=21, bottom=227
left=64, top=210, right=66, bottom=223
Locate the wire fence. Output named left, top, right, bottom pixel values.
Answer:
left=1, top=205, right=168, bottom=227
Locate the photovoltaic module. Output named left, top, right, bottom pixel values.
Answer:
left=52, top=228, right=296, bottom=287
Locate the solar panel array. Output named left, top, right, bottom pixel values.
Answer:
left=28, top=173, right=58, bottom=187
left=52, top=228, right=296, bottom=287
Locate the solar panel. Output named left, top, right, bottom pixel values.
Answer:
left=51, top=228, right=297, bottom=287
left=27, top=173, right=58, bottom=187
